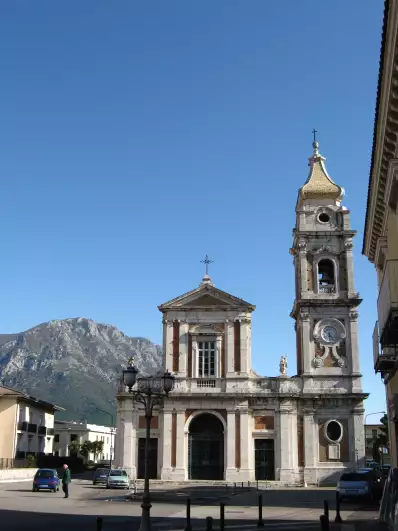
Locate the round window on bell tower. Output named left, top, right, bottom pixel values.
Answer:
left=318, top=212, right=330, bottom=223
left=324, top=420, right=343, bottom=443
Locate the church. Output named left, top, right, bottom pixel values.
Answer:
left=115, top=140, right=367, bottom=485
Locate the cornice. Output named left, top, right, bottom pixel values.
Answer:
left=363, top=0, right=398, bottom=261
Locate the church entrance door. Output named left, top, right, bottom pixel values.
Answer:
left=188, top=413, right=224, bottom=480
left=137, top=438, right=158, bottom=479
left=255, top=439, right=275, bottom=480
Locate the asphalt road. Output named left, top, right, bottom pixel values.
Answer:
left=0, top=478, right=379, bottom=531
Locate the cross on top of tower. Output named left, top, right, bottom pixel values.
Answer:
left=200, top=254, right=214, bottom=286
left=200, top=254, right=213, bottom=276
left=312, top=128, right=320, bottom=155
left=312, top=128, right=317, bottom=143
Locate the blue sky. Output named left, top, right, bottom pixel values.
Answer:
left=0, top=1, right=386, bottom=419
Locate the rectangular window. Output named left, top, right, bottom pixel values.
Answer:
left=198, top=341, right=216, bottom=377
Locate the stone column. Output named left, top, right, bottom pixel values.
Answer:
left=240, top=320, right=249, bottom=375
left=113, top=401, right=123, bottom=467
left=226, top=410, right=237, bottom=481
left=164, top=320, right=174, bottom=373
left=239, top=408, right=252, bottom=480
left=348, top=311, right=361, bottom=375
left=179, top=322, right=189, bottom=376
left=216, top=336, right=222, bottom=378
left=278, top=407, right=296, bottom=483
left=226, top=321, right=235, bottom=376
left=303, top=410, right=317, bottom=485
left=175, top=410, right=186, bottom=480
left=161, top=410, right=172, bottom=479
left=120, top=402, right=136, bottom=479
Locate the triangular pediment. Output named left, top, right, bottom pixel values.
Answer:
left=185, top=294, right=229, bottom=307
left=158, top=284, right=255, bottom=312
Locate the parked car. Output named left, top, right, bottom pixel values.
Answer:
left=93, top=468, right=110, bottom=485
left=32, top=468, right=60, bottom=493
left=380, top=464, right=392, bottom=476
left=106, top=469, right=130, bottom=489
left=365, top=460, right=380, bottom=469
left=337, top=469, right=383, bottom=502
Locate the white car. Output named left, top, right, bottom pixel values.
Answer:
left=106, top=469, right=130, bottom=489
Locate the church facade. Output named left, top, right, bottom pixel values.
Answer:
left=115, top=141, right=367, bottom=485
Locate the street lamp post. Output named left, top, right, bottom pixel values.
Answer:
left=96, top=408, right=115, bottom=469
left=123, top=360, right=175, bottom=531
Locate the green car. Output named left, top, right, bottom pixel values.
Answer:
left=106, top=469, right=130, bottom=489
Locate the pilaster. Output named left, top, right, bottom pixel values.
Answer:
left=226, top=410, right=237, bottom=481
left=300, top=311, right=312, bottom=374
left=303, top=410, right=318, bottom=485
left=160, top=410, right=172, bottom=478
left=298, top=239, right=308, bottom=293
left=164, top=320, right=174, bottom=373
left=351, top=408, right=366, bottom=468
left=348, top=311, right=361, bottom=375
left=344, top=238, right=356, bottom=295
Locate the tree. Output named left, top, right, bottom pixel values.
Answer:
left=68, top=440, right=81, bottom=457
left=379, top=414, right=389, bottom=447
left=372, top=414, right=389, bottom=463
left=92, top=441, right=104, bottom=462
left=80, top=441, right=94, bottom=462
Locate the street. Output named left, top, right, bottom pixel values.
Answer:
left=0, top=478, right=379, bottom=531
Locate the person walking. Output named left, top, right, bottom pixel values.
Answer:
left=61, top=464, right=71, bottom=498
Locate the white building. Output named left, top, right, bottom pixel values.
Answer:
left=115, top=141, right=367, bottom=485
left=54, top=420, right=115, bottom=463
left=0, top=385, right=62, bottom=459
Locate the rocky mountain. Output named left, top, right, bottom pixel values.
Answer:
left=0, top=318, right=163, bottom=424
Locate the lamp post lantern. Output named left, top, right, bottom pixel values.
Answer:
left=123, top=360, right=175, bottom=531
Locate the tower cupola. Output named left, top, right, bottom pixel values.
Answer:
left=298, top=140, right=344, bottom=206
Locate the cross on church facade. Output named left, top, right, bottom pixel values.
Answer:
left=312, top=128, right=318, bottom=143
left=200, top=254, right=214, bottom=276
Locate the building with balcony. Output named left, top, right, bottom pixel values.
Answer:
left=363, top=0, right=398, bottom=468
left=53, top=420, right=115, bottom=463
left=0, top=385, right=62, bottom=459
left=115, top=141, right=367, bottom=486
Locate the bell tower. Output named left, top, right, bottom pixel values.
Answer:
left=290, top=138, right=362, bottom=384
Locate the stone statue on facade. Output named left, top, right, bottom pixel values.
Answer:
left=279, top=355, right=288, bottom=377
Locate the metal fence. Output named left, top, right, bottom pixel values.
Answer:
left=0, top=457, right=31, bottom=469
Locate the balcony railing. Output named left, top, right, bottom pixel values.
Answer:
left=378, top=259, right=398, bottom=344
left=17, top=421, right=27, bottom=432
left=38, top=426, right=46, bottom=436
left=27, top=423, right=37, bottom=434
left=196, top=379, right=216, bottom=388
left=319, top=285, right=336, bottom=294
left=373, top=320, right=397, bottom=373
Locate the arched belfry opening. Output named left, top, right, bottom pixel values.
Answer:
left=317, top=259, right=336, bottom=293
left=188, top=413, right=224, bottom=480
